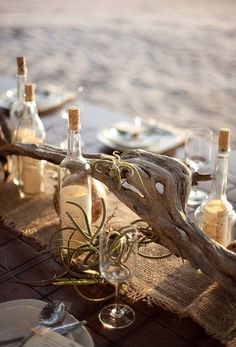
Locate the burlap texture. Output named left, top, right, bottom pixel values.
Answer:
left=0, top=181, right=236, bottom=346
left=128, top=243, right=236, bottom=346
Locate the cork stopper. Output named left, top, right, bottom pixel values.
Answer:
left=25, top=83, right=35, bottom=102
left=17, top=56, right=27, bottom=75
left=68, top=107, right=80, bottom=130
left=218, top=128, right=230, bottom=152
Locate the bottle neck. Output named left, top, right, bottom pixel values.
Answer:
left=67, top=128, right=82, bottom=159
left=20, top=99, right=45, bottom=143
left=16, top=74, right=27, bottom=102
left=209, top=149, right=229, bottom=200
left=23, top=99, right=38, bottom=118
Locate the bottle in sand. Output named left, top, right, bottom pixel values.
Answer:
left=59, top=106, right=92, bottom=250
left=10, top=56, right=28, bottom=185
left=17, top=83, right=46, bottom=198
left=195, top=128, right=236, bottom=246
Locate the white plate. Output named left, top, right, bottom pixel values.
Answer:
left=0, top=87, right=75, bottom=114
left=0, top=299, right=94, bottom=347
left=97, top=121, right=185, bottom=153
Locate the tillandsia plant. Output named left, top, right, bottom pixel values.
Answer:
left=48, top=198, right=171, bottom=301
left=91, top=150, right=147, bottom=191
left=49, top=198, right=112, bottom=302
left=5, top=149, right=172, bottom=301
left=46, top=151, right=172, bottom=301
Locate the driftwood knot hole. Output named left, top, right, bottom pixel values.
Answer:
left=155, top=182, right=164, bottom=195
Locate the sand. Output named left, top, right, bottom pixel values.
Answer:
left=0, top=0, right=236, bottom=147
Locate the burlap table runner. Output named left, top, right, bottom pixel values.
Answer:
left=0, top=181, right=236, bottom=346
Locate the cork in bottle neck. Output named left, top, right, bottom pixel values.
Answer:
left=218, top=128, right=230, bottom=152
left=68, top=107, right=80, bottom=130
left=25, top=83, right=35, bottom=102
left=17, top=57, right=27, bottom=75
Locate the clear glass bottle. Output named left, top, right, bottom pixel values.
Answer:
left=10, top=57, right=28, bottom=185
left=59, top=107, right=92, bottom=249
left=17, top=83, right=46, bottom=198
left=195, top=128, right=236, bottom=246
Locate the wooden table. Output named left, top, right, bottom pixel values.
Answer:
left=1, top=77, right=235, bottom=346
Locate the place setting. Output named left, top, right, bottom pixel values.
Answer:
left=0, top=79, right=76, bottom=116
left=97, top=116, right=185, bottom=153
left=0, top=299, right=93, bottom=347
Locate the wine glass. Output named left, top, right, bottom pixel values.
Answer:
left=185, top=127, right=213, bottom=206
left=99, top=225, right=138, bottom=329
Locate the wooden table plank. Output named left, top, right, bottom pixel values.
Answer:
left=0, top=238, right=38, bottom=272
left=115, top=320, right=193, bottom=347
left=0, top=226, right=17, bottom=246
left=0, top=279, right=42, bottom=303
left=155, top=311, right=205, bottom=341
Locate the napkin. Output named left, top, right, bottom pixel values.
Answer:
left=24, top=328, right=83, bottom=347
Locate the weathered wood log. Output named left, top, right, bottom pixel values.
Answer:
left=0, top=143, right=211, bottom=185
left=0, top=110, right=11, bottom=145
left=0, top=143, right=236, bottom=294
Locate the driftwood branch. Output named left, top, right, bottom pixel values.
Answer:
left=0, top=143, right=236, bottom=294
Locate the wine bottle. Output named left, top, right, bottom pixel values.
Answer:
left=17, top=83, right=46, bottom=198
left=59, top=106, right=92, bottom=249
left=195, top=128, right=236, bottom=246
left=10, top=56, right=28, bottom=185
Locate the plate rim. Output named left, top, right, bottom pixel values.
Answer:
left=98, top=127, right=159, bottom=147
left=0, top=87, right=63, bottom=113
left=97, top=123, right=185, bottom=153
left=0, top=299, right=94, bottom=347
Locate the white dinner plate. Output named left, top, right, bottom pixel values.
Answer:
left=0, top=87, right=75, bottom=114
left=97, top=121, right=185, bottom=153
left=0, top=299, right=94, bottom=347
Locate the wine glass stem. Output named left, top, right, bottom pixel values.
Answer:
left=115, top=282, right=120, bottom=307
left=111, top=283, right=123, bottom=318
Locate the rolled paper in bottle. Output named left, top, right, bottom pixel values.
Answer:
left=17, top=56, right=27, bottom=75
left=216, top=208, right=228, bottom=245
left=203, top=199, right=228, bottom=246
left=68, top=107, right=80, bottom=130
left=21, top=157, right=44, bottom=195
left=17, top=128, right=44, bottom=195
left=218, top=128, right=230, bottom=152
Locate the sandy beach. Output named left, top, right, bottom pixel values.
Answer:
left=0, top=0, right=236, bottom=147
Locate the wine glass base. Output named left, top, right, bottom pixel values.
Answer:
left=187, top=189, right=208, bottom=206
left=99, top=304, right=135, bottom=329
